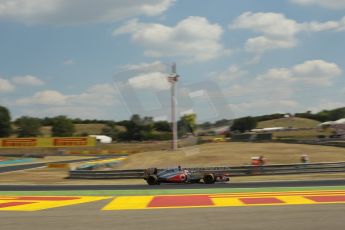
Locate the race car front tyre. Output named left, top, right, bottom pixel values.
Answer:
left=203, top=174, right=215, bottom=184
left=147, top=175, right=160, bottom=185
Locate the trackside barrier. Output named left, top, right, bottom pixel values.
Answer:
left=47, top=163, right=70, bottom=169
left=68, top=162, right=345, bottom=179
left=0, top=137, right=96, bottom=148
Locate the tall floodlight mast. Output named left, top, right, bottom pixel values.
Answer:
left=168, top=63, right=179, bottom=151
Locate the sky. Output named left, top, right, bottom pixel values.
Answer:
left=0, top=0, right=345, bottom=123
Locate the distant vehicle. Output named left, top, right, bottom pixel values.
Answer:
left=143, top=167, right=230, bottom=185
left=212, top=137, right=225, bottom=142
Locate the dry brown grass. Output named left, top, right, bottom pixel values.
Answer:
left=74, top=124, right=107, bottom=135
left=0, top=142, right=344, bottom=185
left=40, top=126, right=52, bottom=137
left=40, top=124, right=107, bottom=136
left=117, top=142, right=345, bottom=169
left=272, top=129, right=332, bottom=140
left=98, top=141, right=171, bottom=152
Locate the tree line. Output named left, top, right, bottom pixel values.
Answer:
left=0, top=105, right=196, bottom=141
left=199, top=108, right=345, bottom=133
left=2, top=104, right=344, bottom=138
left=295, top=108, right=345, bottom=122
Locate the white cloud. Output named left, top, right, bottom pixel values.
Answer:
left=302, top=17, right=345, bottom=32
left=20, top=105, right=111, bottom=119
left=223, top=75, right=295, bottom=100
left=128, top=72, right=170, bottom=90
left=120, top=61, right=167, bottom=72
left=245, top=36, right=297, bottom=53
left=257, top=68, right=293, bottom=82
left=0, top=78, right=15, bottom=93
left=12, top=82, right=124, bottom=119
left=231, top=12, right=300, bottom=37
left=212, top=65, right=248, bottom=82
left=230, top=12, right=300, bottom=53
left=63, top=59, right=75, bottom=65
left=228, top=99, right=300, bottom=116
left=215, top=59, right=342, bottom=117
left=16, top=90, right=67, bottom=105
left=291, top=0, right=345, bottom=9
left=0, top=0, right=175, bottom=25
left=12, top=75, right=45, bottom=86
left=69, top=84, right=118, bottom=106
left=243, top=99, right=300, bottom=109
left=42, top=106, right=109, bottom=119
left=180, top=109, right=195, bottom=116
left=14, top=83, right=120, bottom=118
left=303, top=20, right=342, bottom=31
left=189, top=89, right=207, bottom=98
left=16, top=84, right=118, bottom=107
left=114, top=17, right=229, bottom=61
left=85, top=84, right=115, bottom=95
left=230, top=12, right=345, bottom=54
left=117, top=61, right=171, bottom=90
left=293, top=60, right=341, bottom=77
left=307, top=100, right=345, bottom=113
left=257, top=60, right=342, bottom=86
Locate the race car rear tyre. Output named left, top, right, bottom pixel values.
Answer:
left=147, top=175, right=160, bottom=185
left=203, top=174, right=215, bottom=184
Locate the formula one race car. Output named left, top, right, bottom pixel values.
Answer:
left=144, top=167, right=230, bottom=185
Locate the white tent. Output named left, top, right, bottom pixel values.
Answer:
left=251, top=127, right=286, bottom=132
left=89, top=135, right=112, bottom=144
left=318, top=118, right=345, bottom=136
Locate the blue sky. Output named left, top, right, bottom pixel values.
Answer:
left=0, top=0, right=344, bottom=122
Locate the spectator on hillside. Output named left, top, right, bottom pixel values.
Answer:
left=259, top=155, right=267, bottom=166
left=301, top=155, right=309, bottom=164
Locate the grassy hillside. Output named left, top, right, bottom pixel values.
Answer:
left=257, top=117, right=320, bottom=129
left=257, top=117, right=332, bottom=140
left=74, top=124, right=107, bottom=135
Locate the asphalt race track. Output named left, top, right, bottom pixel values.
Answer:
left=0, top=181, right=344, bottom=230
left=0, top=200, right=344, bottom=230
left=0, top=179, right=344, bottom=191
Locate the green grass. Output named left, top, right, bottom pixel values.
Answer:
left=257, top=117, right=320, bottom=129
left=257, top=117, right=333, bottom=140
